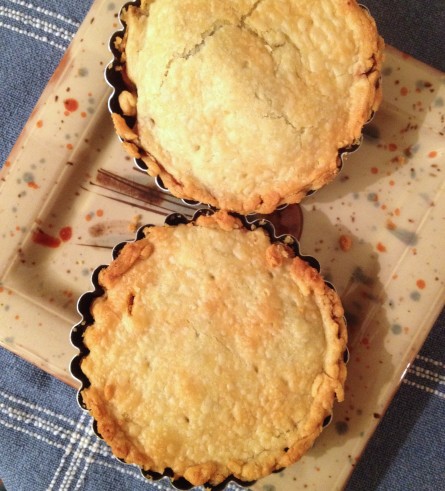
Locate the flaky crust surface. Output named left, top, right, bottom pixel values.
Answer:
left=114, top=0, right=384, bottom=214
left=80, top=211, right=347, bottom=486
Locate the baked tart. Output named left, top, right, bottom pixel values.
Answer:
left=71, top=210, right=347, bottom=488
left=109, top=0, right=384, bottom=214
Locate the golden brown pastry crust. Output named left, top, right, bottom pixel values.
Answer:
left=112, top=0, right=384, bottom=214
left=80, top=211, right=347, bottom=486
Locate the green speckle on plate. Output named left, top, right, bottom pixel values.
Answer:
left=391, top=324, right=402, bottom=334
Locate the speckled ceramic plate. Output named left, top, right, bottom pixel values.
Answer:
left=0, top=1, right=444, bottom=490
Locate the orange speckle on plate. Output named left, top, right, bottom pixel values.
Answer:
left=371, top=166, right=379, bottom=174
left=96, top=209, right=104, bottom=217
left=377, top=242, right=387, bottom=252
left=391, top=155, right=406, bottom=164
left=66, top=143, right=73, bottom=150
left=36, top=120, right=43, bottom=128
left=389, top=180, right=395, bottom=186
left=386, top=220, right=397, bottom=230
left=0, top=287, right=3, bottom=293
left=394, top=208, right=401, bottom=216
left=339, top=234, right=352, bottom=252
left=416, top=279, right=426, bottom=289
left=400, top=87, right=409, bottom=96
left=361, top=337, right=370, bottom=346
left=64, top=110, right=70, bottom=116
left=15, top=315, right=20, bottom=320
left=27, top=181, right=39, bottom=189
left=64, top=98, right=79, bottom=112
left=388, top=143, right=398, bottom=152
left=81, top=111, right=87, bottom=118
left=428, top=151, right=438, bottom=158
left=4, top=160, right=11, bottom=167
left=59, top=226, right=72, bottom=242
left=85, top=214, right=92, bottom=222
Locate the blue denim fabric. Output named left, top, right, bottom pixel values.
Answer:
left=345, top=309, right=445, bottom=491
left=0, top=0, right=94, bottom=166
left=366, top=0, right=445, bottom=73
left=0, top=346, right=244, bottom=491
left=0, top=1, right=444, bottom=490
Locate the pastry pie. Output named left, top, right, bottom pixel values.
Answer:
left=76, top=210, right=347, bottom=486
left=111, top=0, right=384, bottom=213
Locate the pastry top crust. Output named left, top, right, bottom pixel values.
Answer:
left=115, top=0, right=384, bottom=214
left=80, top=211, right=347, bottom=486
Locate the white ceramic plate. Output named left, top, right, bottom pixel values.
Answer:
left=0, top=1, right=444, bottom=489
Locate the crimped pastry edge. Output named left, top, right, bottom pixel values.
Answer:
left=71, top=210, right=347, bottom=488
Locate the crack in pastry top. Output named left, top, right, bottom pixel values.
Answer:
left=122, top=0, right=383, bottom=212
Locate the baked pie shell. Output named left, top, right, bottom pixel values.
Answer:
left=73, top=210, right=347, bottom=487
left=108, top=0, right=384, bottom=214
